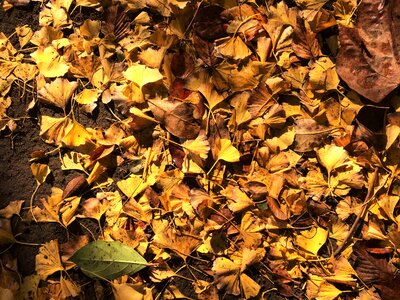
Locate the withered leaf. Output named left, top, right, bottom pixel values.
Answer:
left=337, top=0, right=400, bottom=102
left=148, top=99, right=202, bottom=139
left=194, top=5, right=226, bottom=41
left=292, top=17, right=322, bottom=60
left=62, top=175, right=89, bottom=199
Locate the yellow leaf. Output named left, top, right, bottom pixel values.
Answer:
left=182, top=133, right=210, bottom=159
left=15, top=25, right=33, bottom=48
left=62, top=120, right=93, bottom=148
left=316, top=282, right=342, bottom=300
left=316, top=144, right=348, bottom=175
left=38, top=78, right=78, bottom=110
left=221, top=184, right=254, bottom=213
left=295, top=226, right=328, bottom=255
left=117, top=175, right=148, bottom=199
left=61, top=152, right=86, bottom=171
left=60, top=196, right=80, bottom=227
left=217, top=36, right=252, bottom=60
left=325, top=256, right=357, bottom=285
left=74, top=88, right=101, bottom=105
left=35, top=240, right=64, bottom=279
left=212, top=256, right=261, bottom=298
left=112, top=283, right=147, bottom=300
left=30, top=46, right=69, bottom=77
left=40, top=115, right=72, bottom=145
left=31, top=163, right=51, bottom=185
left=60, top=276, right=81, bottom=298
left=87, top=161, right=108, bottom=185
left=123, top=64, right=163, bottom=89
left=13, top=63, right=38, bottom=82
left=308, top=57, right=339, bottom=93
left=152, top=219, right=201, bottom=259
left=265, top=129, right=295, bottom=153
left=217, top=139, right=240, bottom=163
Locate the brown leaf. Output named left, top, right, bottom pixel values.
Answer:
left=148, top=99, right=202, bottom=139
left=266, top=196, right=288, bottom=221
left=194, top=5, right=226, bottom=41
left=294, top=119, right=330, bottom=152
left=62, top=175, right=88, bottom=199
left=171, top=51, right=194, bottom=79
left=337, top=0, right=400, bottom=102
left=292, top=17, right=322, bottom=60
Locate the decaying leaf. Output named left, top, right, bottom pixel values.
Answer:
left=35, top=240, right=64, bottom=279
left=337, top=0, right=400, bottom=102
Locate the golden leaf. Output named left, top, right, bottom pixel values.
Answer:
left=60, top=276, right=81, bottom=299
left=31, top=163, right=51, bottom=185
left=216, top=36, right=252, bottom=60
left=123, top=64, right=163, bottom=89
left=74, top=88, right=101, bottom=105
left=39, top=115, right=72, bottom=145
left=38, top=78, right=78, bottom=110
left=30, top=46, right=69, bottom=77
left=13, top=63, right=38, bottom=82
left=0, top=200, right=24, bottom=218
left=212, top=256, right=261, bottom=298
left=35, top=240, right=64, bottom=279
left=316, top=144, right=349, bottom=175
left=117, top=175, right=148, bottom=199
left=15, top=25, right=33, bottom=48
left=216, top=139, right=240, bottom=163
left=182, top=133, right=210, bottom=159
left=295, top=226, right=328, bottom=255
left=62, top=120, right=93, bottom=148
left=112, top=283, right=147, bottom=300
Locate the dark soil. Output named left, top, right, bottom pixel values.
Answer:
left=0, top=2, right=110, bottom=290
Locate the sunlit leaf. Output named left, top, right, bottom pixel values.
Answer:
left=69, top=240, right=147, bottom=280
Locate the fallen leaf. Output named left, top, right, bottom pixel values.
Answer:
left=35, top=240, right=64, bottom=279
left=69, top=240, right=147, bottom=280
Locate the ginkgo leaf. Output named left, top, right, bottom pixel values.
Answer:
left=117, top=175, right=148, bottom=199
left=15, top=25, right=33, bottom=48
left=216, top=36, right=252, bottom=60
left=40, top=115, right=72, bottom=145
left=13, top=63, right=38, bottom=82
left=60, top=276, right=81, bottom=299
left=316, top=282, right=342, bottom=300
left=31, top=163, right=51, bottom=185
left=74, top=88, right=101, bottom=105
left=38, top=78, right=78, bottom=110
left=112, top=283, right=148, bottom=300
left=295, top=226, right=328, bottom=255
left=62, top=120, right=93, bottom=148
left=316, top=144, right=349, bottom=175
left=182, top=133, right=210, bottom=159
left=216, top=139, right=240, bottom=163
left=30, top=46, right=69, bottom=77
left=212, top=256, right=261, bottom=298
left=35, top=240, right=64, bottom=279
left=123, top=64, right=163, bottom=89
left=0, top=200, right=24, bottom=218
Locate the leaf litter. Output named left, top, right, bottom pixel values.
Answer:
left=1, top=0, right=400, bottom=299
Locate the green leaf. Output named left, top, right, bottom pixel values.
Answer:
left=69, top=240, right=147, bottom=280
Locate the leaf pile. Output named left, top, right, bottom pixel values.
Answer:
left=1, top=0, right=400, bottom=299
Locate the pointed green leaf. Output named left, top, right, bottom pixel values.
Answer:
left=69, top=240, right=147, bottom=280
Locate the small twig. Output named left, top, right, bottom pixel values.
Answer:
left=334, top=167, right=379, bottom=257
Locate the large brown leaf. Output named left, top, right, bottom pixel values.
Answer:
left=337, top=0, right=400, bottom=103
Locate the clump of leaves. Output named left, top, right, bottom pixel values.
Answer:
left=1, top=0, right=400, bottom=299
